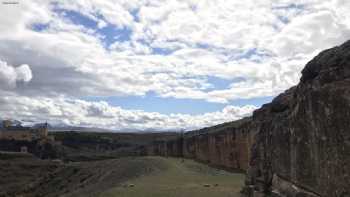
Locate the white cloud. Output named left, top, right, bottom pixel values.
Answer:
left=97, top=20, right=107, bottom=29
left=268, top=10, right=350, bottom=58
left=0, top=59, right=32, bottom=89
left=0, top=95, right=256, bottom=131
left=15, top=64, right=32, bottom=82
left=1, top=0, right=349, bottom=101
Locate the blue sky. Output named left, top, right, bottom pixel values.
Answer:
left=54, top=8, right=132, bottom=46
left=83, top=93, right=273, bottom=115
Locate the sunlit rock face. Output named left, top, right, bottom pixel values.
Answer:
left=245, top=40, right=350, bottom=197
left=146, top=41, right=350, bottom=197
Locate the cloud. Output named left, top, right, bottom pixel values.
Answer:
left=0, top=59, right=32, bottom=89
left=268, top=10, right=350, bottom=58
left=0, top=95, right=256, bottom=131
left=0, top=0, right=349, bottom=102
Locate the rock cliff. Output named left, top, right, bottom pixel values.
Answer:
left=147, top=118, right=255, bottom=172
left=244, top=40, right=350, bottom=197
left=146, top=41, right=350, bottom=197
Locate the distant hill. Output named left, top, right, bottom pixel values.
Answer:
left=0, top=119, right=120, bottom=132
left=48, top=125, right=115, bottom=132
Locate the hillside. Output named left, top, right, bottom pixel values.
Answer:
left=50, top=131, right=180, bottom=161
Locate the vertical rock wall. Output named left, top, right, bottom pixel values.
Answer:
left=244, top=41, right=350, bottom=197
left=147, top=119, right=256, bottom=172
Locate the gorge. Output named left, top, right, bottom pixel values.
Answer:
left=145, top=40, right=350, bottom=197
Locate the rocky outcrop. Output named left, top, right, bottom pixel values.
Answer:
left=147, top=40, right=350, bottom=197
left=243, top=40, right=350, bottom=197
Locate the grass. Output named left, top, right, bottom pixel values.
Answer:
left=100, top=157, right=245, bottom=197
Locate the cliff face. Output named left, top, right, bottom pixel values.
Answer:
left=146, top=41, right=350, bottom=197
left=147, top=119, right=255, bottom=172
left=244, top=41, right=350, bottom=197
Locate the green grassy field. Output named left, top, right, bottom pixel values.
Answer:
left=100, top=157, right=245, bottom=197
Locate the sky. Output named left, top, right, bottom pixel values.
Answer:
left=0, top=0, right=349, bottom=131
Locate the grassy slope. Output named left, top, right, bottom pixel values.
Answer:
left=27, top=157, right=168, bottom=197
left=0, top=155, right=244, bottom=197
left=100, top=157, right=245, bottom=197
left=0, top=153, right=60, bottom=197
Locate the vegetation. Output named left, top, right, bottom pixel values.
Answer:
left=1, top=151, right=244, bottom=197
left=51, top=131, right=180, bottom=161
left=100, top=157, right=245, bottom=197
left=52, top=131, right=180, bottom=149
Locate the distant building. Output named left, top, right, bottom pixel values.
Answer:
left=0, top=120, right=49, bottom=141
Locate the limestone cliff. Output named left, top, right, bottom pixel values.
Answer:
left=244, top=40, right=350, bottom=197
left=146, top=41, right=350, bottom=197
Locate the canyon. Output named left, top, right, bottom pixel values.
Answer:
left=146, top=41, right=350, bottom=197
left=1, top=41, right=349, bottom=197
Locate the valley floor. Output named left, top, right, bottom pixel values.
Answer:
left=100, top=157, right=245, bottom=197
left=0, top=154, right=244, bottom=197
